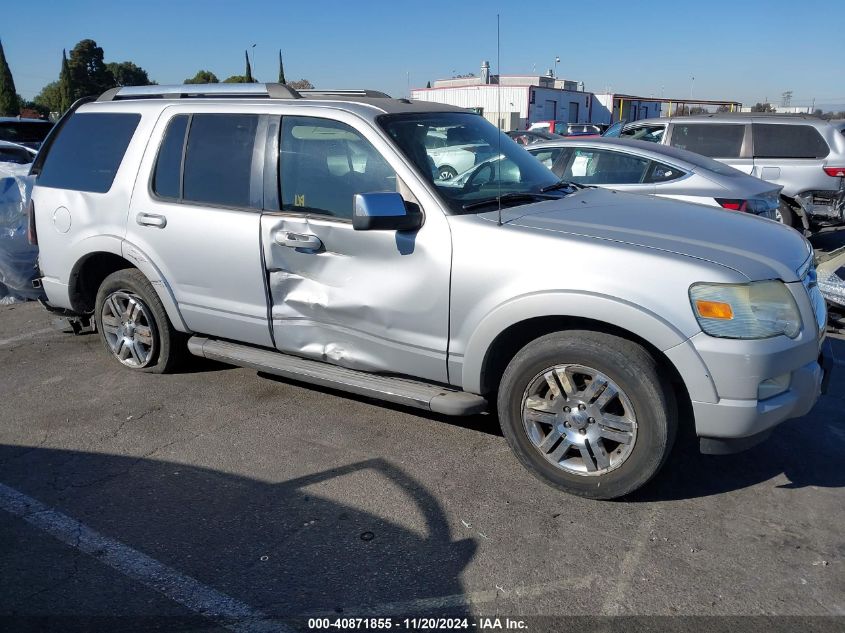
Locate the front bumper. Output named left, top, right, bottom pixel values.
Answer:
left=696, top=338, right=832, bottom=454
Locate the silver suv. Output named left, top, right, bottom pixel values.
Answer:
left=612, top=114, right=845, bottom=232
left=28, top=84, right=833, bottom=499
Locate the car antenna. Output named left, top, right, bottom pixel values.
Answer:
left=496, top=12, right=503, bottom=227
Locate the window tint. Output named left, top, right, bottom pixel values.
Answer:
left=0, top=120, right=53, bottom=144
left=37, top=113, right=140, bottom=193
left=182, top=114, right=258, bottom=208
left=753, top=124, right=829, bottom=159
left=620, top=125, right=665, bottom=143
left=560, top=148, right=649, bottom=184
left=0, top=146, right=33, bottom=164
left=645, top=161, right=686, bottom=183
left=669, top=123, right=744, bottom=158
left=280, top=116, right=397, bottom=220
left=529, top=147, right=564, bottom=169
left=152, top=115, right=188, bottom=199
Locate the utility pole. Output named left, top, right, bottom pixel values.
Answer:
left=781, top=90, right=792, bottom=107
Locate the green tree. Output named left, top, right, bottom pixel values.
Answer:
left=0, top=39, right=20, bottom=116
left=68, top=39, right=115, bottom=99
left=107, top=61, right=153, bottom=87
left=751, top=102, right=774, bottom=113
left=278, top=51, right=286, bottom=84
left=184, top=70, right=219, bottom=84
left=244, top=50, right=254, bottom=82
left=223, top=75, right=250, bottom=83
left=59, top=49, right=73, bottom=111
left=34, top=81, right=62, bottom=114
left=426, top=81, right=431, bottom=89
left=288, top=79, right=314, bottom=90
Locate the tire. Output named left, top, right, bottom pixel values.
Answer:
left=94, top=268, right=184, bottom=374
left=497, top=330, right=676, bottom=500
left=439, top=165, right=458, bottom=181
left=776, top=201, right=800, bottom=230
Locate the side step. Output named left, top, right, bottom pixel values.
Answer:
left=187, top=336, right=487, bottom=416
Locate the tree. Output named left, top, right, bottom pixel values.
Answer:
left=278, top=51, right=286, bottom=84
left=716, top=105, right=731, bottom=112
left=751, top=102, right=774, bottom=113
left=287, top=79, right=314, bottom=90
left=223, top=75, right=251, bottom=83
left=244, top=50, right=254, bottom=82
left=107, top=61, right=153, bottom=87
left=689, top=107, right=708, bottom=115
left=34, top=81, right=62, bottom=114
left=426, top=81, right=431, bottom=89
left=184, top=70, right=219, bottom=84
left=68, top=39, right=115, bottom=99
left=59, top=49, right=73, bottom=112
left=0, top=39, right=19, bottom=116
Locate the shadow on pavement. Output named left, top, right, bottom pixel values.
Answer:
left=0, top=448, right=476, bottom=630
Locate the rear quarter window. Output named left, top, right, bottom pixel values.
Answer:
left=670, top=123, right=744, bottom=158
left=752, top=124, right=829, bottom=159
left=36, top=112, right=141, bottom=193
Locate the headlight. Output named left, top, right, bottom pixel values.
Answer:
left=689, top=281, right=802, bottom=339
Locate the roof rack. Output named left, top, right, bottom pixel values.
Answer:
left=98, top=83, right=393, bottom=102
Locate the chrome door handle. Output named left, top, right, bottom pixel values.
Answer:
left=136, top=212, right=167, bottom=228
left=274, top=231, right=322, bottom=250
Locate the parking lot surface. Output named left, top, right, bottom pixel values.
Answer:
left=1, top=239, right=844, bottom=630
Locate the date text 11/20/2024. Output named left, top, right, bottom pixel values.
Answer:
left=307, top=617, right=528, bottom=630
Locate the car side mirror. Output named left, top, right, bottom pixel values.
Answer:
left=352, top=192, right=423, bottom=231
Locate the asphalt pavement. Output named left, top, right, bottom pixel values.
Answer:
left=0, top=230, right=844, bottom=632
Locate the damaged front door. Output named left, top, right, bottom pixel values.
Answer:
left=260, top=114, right=452, bottom=384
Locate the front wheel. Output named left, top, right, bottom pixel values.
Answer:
left=497, top=331, right=676, bottom=499
left=94, top=268, right=184, bottom=374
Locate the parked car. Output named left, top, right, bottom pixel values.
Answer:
left=506, top=129, right=560, bottom=145
left=561, top=123, right=604, bottom=137
left=529, top=120, right=569, bottom=135
left=0, top=117, right=54, bottom=150
left=29, top=84, right=831, bottom=499
left=0, top=140, right=37, bottom=177
left=425, top=126, right=494, bottom=180
left=609, top=114, right=845, bottom=231
left=525, top=137, right=783, bottom=221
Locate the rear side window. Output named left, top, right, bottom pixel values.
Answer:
left=753, top=124, right=829, bottom=159
left=37, top=113, right=140, bottom=193
left=182, top=114, right=259, bottom=207
left=152, top=115, right=189, bottom=199
left=644, top=161, right=686, bottom=183
left=670, top=123, right=744, bottom=158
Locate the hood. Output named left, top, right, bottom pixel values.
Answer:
left=483, top=188, right=810, bottom=282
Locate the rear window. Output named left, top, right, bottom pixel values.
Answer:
left=670, top=123, right=744, bottom=158
left=37, top=113, right=140, bottom=193
left=0, top=120, right=53, bottom=144
left=752, top=124, right=829, bottom=159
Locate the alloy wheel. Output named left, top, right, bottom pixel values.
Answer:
left=100, top=291, right=157, bottom=368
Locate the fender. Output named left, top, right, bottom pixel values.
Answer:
left=458, top=290, right=718, bottom=403
left=120, top=239, right=190, bottom=333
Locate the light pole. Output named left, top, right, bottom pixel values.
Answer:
left=689, top=76, right=694, bottom=101
left=553, top=56, right=560, bottom=78
left=251, top=44, right=256, bottom=79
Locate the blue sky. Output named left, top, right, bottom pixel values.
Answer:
left=3, top=0, right=844, bottom=110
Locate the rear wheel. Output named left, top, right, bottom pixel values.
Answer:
left=776, top=201, right=800, bottom=229
left=438, top=165, right=457, bottom=181
left=94, top=268, right=184, bottom=374
left=497, top=331, right=676, bottom=499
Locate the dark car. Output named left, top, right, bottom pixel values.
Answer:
left=506, top=129, right=560, bottom=145
left=0, top=118, right=54, bottom=150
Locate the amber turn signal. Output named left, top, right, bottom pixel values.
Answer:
left=695, top=300, right=734, bottom=319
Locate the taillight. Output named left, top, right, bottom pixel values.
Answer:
left=823, top=166, right=845, bottom=177
left=27, top=199, right=37, bottom=245
left=716, top=198, right=748, bottom=212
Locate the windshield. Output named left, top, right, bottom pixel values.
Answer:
left=379, top=112, right=561, bottom=213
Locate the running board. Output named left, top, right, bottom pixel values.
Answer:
left=187, top=337, right=487, bottom=416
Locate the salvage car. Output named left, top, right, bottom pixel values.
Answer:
left=0, top=117, right=53, bottom=150
left=525, top=137, right=783, bottom=221
left=29, top=84, right=832, bottom=499
left=609, top=114, right=845, bottom=232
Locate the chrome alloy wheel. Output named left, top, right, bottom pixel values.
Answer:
left=521, top=364, right=637, bottom=476
left=100, top=291, right=156, bottom=368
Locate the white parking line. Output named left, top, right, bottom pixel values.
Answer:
left=0, top=328, right=57, bottom=347
left=0, top=482, right=291, bottom=633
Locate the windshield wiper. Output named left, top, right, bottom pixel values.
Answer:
left=461, top=191, right=559, bottom=211
left=539, top=180, right=585, bottom=193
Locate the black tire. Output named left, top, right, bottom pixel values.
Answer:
left=497, top=330, right=676, bottom=500
left=777, top=201, right=800, bottom=230
left=94, top=268, right=184, bottom=374
left=439, top=165, right=458, bottom=181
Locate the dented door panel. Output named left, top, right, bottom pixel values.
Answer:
left=260, top=212, right=452, bottom=383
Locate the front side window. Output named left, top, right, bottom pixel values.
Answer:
left=753, top=124, right=829, bottom=159
left=37, top=113, right=140, bottom=193
left=558, top=148, right=650, bottom=184
left=380, top=112, right=562, bottom=213
left=670, top=123, right=744, bottom=158
left=152, top=115, right=189, bottom=199
left=279, top=116, right=397, bottom=220
left=529, top=147, right=566, bottom=170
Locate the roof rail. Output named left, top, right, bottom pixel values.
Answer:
left=98, top=83, right=302, bottom=102
left=299, top=89, right=392, bottom=99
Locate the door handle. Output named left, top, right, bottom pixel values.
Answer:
left=136, top=212, right=167, bottom=228
left=274, top=231, right=322, bottom=250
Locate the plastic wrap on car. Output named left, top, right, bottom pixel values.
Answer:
left=0, top=174, right=43, bottom=303
left=817, top=253, right=845, bottom=309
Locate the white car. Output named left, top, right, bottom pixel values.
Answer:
left=425, top=128, right=494, bottom=180
left=0, top=141, right=36, bottom=178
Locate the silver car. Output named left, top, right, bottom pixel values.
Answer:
left=609, top=114, right=845, bottom=231
left=526, top=137, right=783, bottom=220
left=29, top=84, right=832, bottom=499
